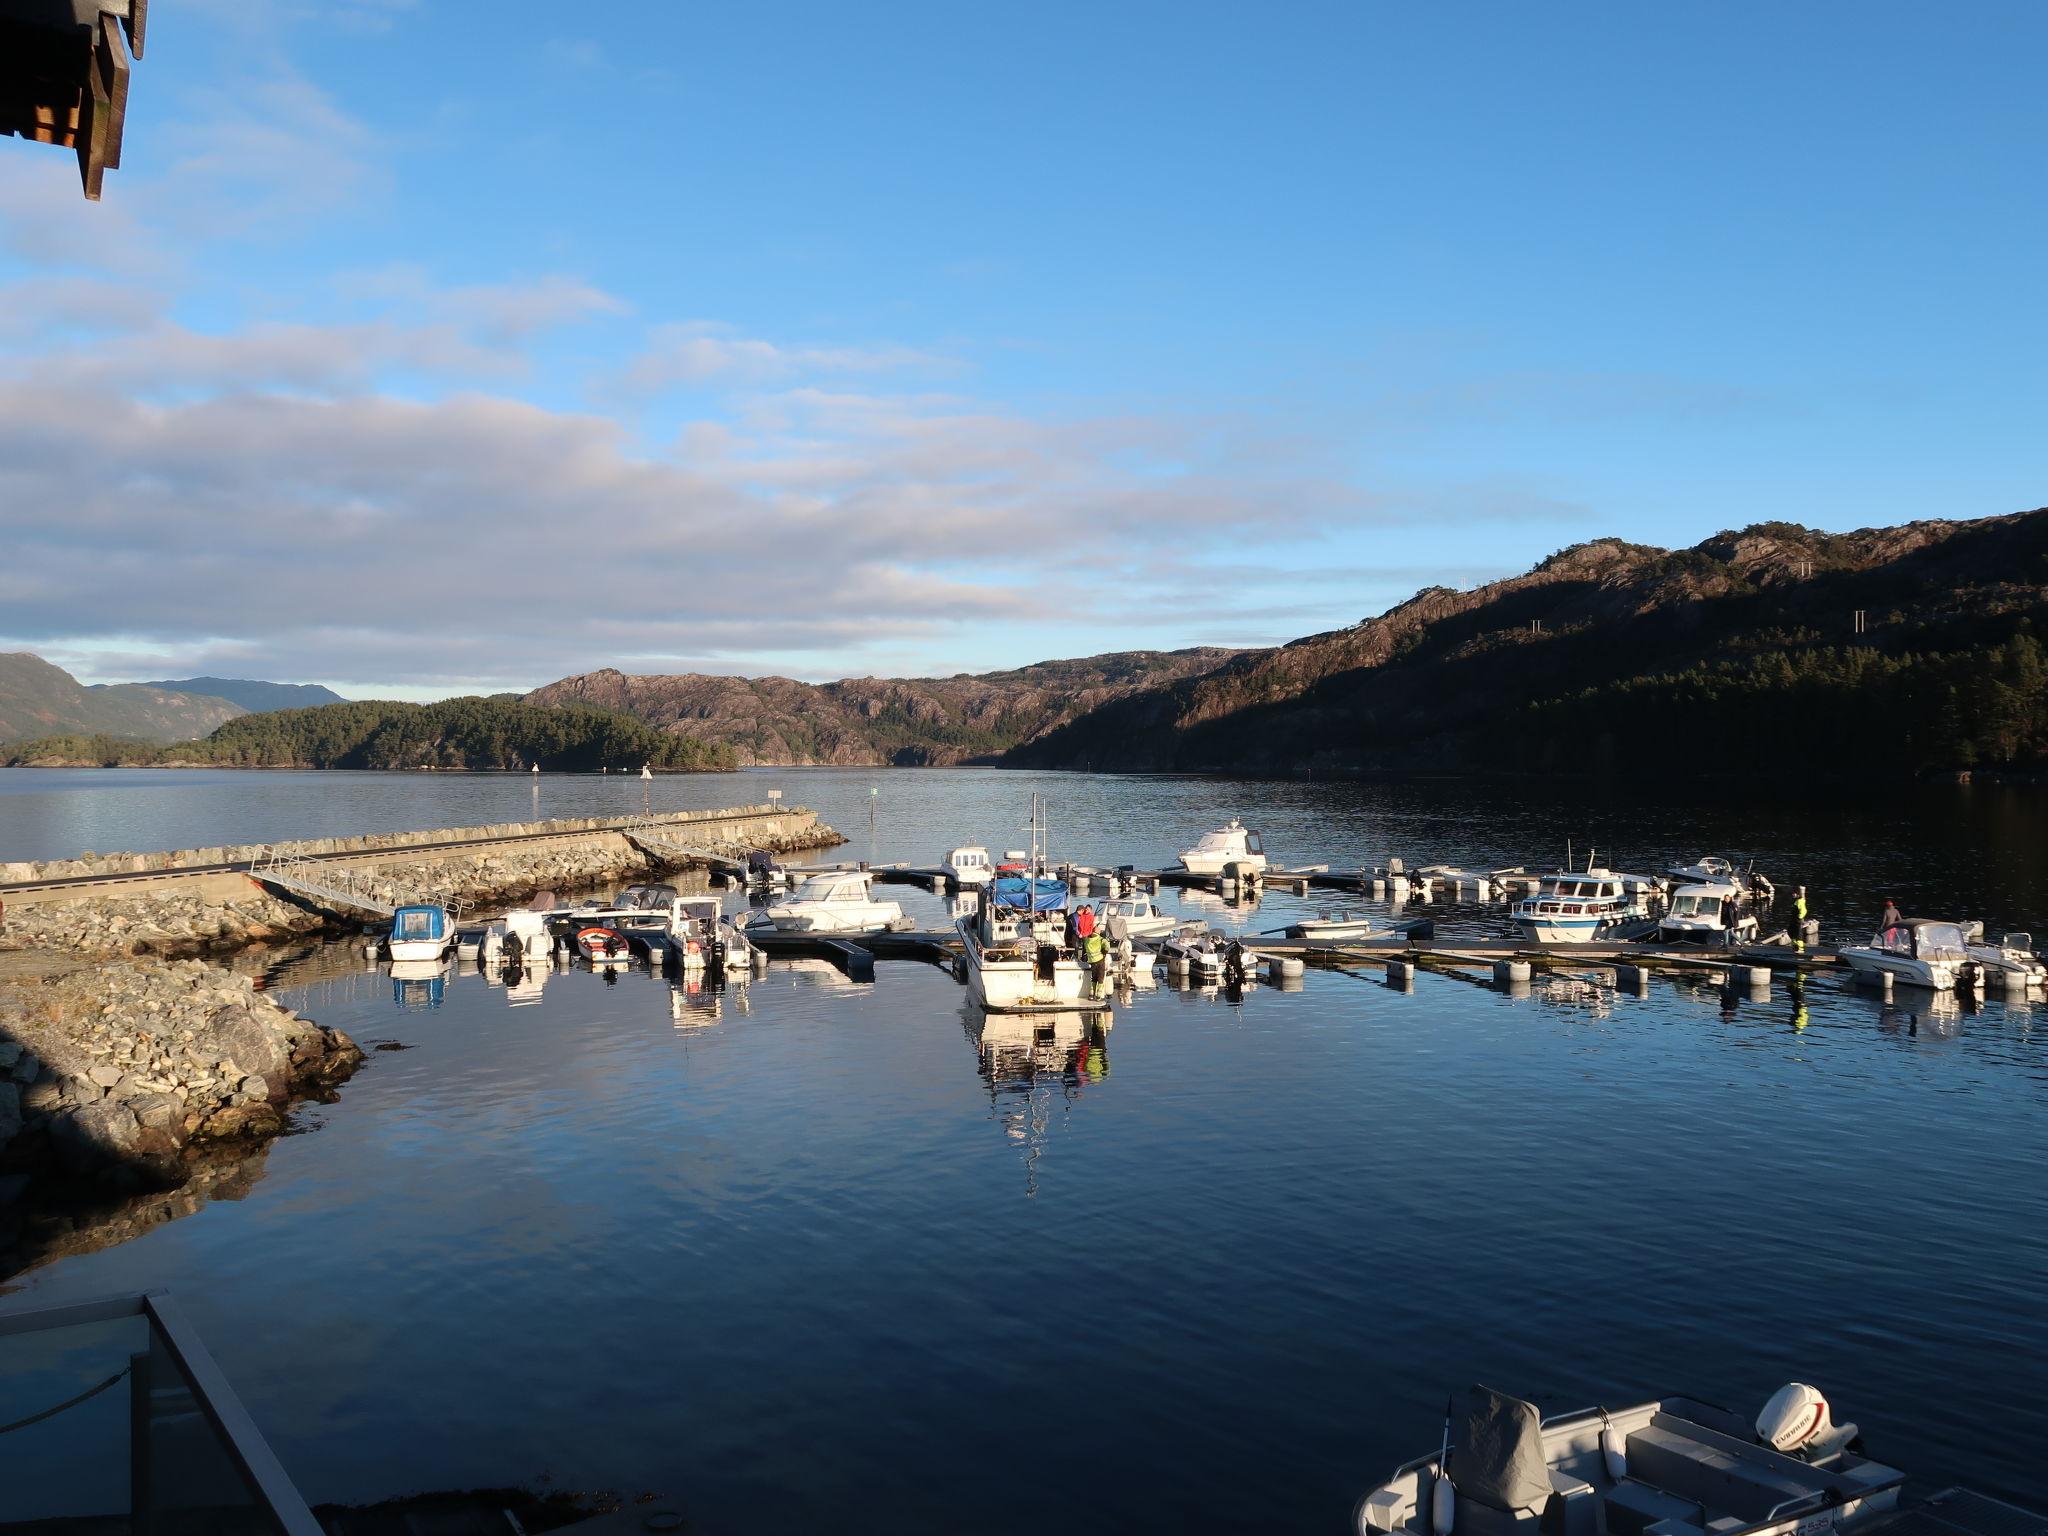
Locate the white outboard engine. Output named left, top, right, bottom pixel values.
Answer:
left=1757, top=1383, right=1858, bottom=1461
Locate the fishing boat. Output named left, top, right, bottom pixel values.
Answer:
left=1667, top=854, right=1737, bottom=884
left=747, top=870, right=904, bottom=935
left=574, top=925, right=632, bottom=967
left=1839, top=919, right=1968, bottom=991
left=957, top=871, right=1093, bottom=1011
left=944, top=846, right=995, bottom=887
left=1357, top=1382, right=1920, bottom=1536
left=1178, top=818, right=1267, bottom=875
left=1963, top=927, right=2046, bottom=990
left=386, top=903, right=455, bottom=961
left=1511, top=868, right=1637, bottom=944
left=955, top=795, right=1103, bottom=1011
left=1656, top=882, right=1757, bottom=945
left=1097, top=894, right=1176, bottom=938
left=1158, top=924, right=1260, bottom=982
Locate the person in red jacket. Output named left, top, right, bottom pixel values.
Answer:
left=1074, top=904, right=1096, bottom=941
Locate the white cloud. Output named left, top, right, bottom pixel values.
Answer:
left=616, top=322, right=952, bottom=393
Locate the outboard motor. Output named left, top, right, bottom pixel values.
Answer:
left=1757, top=1383, right=1859, bottom=1461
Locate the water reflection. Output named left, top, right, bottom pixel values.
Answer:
left=387, top=958, right=451, bottom=1011
left=962, top=1005, right=1113, bottom=1199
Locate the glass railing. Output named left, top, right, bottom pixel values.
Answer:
left=0, top=1291, right=319, bottom=1534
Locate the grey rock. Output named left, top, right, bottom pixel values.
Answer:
left=87, top=1063, right=124, bottom=1089
left=11, top=1052, right=37, bottom=1083
left=0, top=1041, right=20, bottom=1069
left=238, top=1075, right=269, bottom=1099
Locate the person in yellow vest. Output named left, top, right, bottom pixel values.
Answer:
left=1081, top=929, right=1108, bottom=993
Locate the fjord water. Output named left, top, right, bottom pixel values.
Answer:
left=3, top=769, right=2047, bottom=1530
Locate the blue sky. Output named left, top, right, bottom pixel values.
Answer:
left=1, top=1, right=2042, bottom=697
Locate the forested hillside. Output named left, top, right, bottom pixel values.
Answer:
left=2, top=698, right=734, bottom=771
left=1007, top=510, right=2048, bottom=779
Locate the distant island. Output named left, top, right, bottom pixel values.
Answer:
left=2, top=698, right=734, bottom=772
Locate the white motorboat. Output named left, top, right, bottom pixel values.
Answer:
left=1839, top=918, right=1968, bottom=990
left=1963, top=927, right=2046, bottom=990
left=1097, top=895, right=1176, bottom=939
left=1656, top=882, right=1757, bottom=945
left=943, top=846, right=995, bottom=887
left=478, top=906, right=551, bottom=966
left=747, top=870, right=904, bottom=935
left=1285, top=910, right=1393, bottom=942
left=1511, top=869, right=1637, bottom=944
left=1667, top=854, right=1736, bottom=883
left=1416, top=865, right=1498, bottom=898
left=1357, top=1383, right=1909, bottom=1536
left=386, top=903, right=455, bottom=962
left=1178, top=818, right=1267, bottom=875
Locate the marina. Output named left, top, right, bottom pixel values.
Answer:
left=3, top=767, right=2047, bottom=1532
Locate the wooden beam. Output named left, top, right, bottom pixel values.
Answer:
left=123, top=0, right=146, bottom=60
left=99, top=9, right=126, bottom=168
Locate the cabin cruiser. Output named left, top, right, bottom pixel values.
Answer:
left=1511, top=870, right=1637, bottom=944
left=1097, top=894, right=1176, bottom=938
left=746, top=870, right=904, bottom=935
left=1656, top=883, right=1757, bottom=945
left=944, top=846, right=995, bottom=887
left=1667, top=855, right=1774, bottom=903
left=1179, top=819, right=1267, bottom=875
left=668, top=895, right=756, bottom=977
left=386, top=903, right=455, bottom=961
left=1839, top=918, right=1968, bottom=991
left=1357, top=1383, right=1909, bottom=1536
left=1962, top=927, right=2046, bottom=990
left=477, top=906, right=551, bottom=966
left=955, top=873, right=1094, bottom=1011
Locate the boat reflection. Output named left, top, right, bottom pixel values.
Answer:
left=961, top=1005, right=1113, bottom=1198
left=388, top=958, right=452, bottom=1011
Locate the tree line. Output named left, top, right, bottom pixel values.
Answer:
left=2, top=697, right=736, bottom=771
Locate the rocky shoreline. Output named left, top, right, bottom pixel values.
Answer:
left=0, top=807, right=843, bottom=1273
left=1, top=959, right=362, bottom=1190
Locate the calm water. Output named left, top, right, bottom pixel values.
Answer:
left=3, top=770, right=2047, bottom=1529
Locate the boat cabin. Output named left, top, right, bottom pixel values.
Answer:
left=1521, top=871, right=1629, bottom=913
left=945, top=846, right=993, bottom=881
left=391, top=905, right=450, bottom=943
left=981, top=875, right=1069, bottom=950
left=1870, top=918, right=1968, bottom=961
left=1665, top=886, right=1734, bottom=924
left=790, top=870, right=875, bottom=905
left=1186, top=821, right=1262, bottom=860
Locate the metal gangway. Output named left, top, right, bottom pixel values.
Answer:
left=618, top=816, right=752, bottom=877
left=246, top=849, right=463, bottom=921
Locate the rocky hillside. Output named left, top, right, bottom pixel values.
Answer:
left=0, top=653, right=246, bottom=745
left=524, top=649, right=1239, bottom=765
left=1006, top=510, right=2048, bottom=779
left=140, top=676, right=346, bottom=712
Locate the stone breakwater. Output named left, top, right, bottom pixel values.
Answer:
left=4, top=805, right=842, bottom=960
left=0, top=958, right=364, bottom=1201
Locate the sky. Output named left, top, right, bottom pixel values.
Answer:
left=0, top=1, right=2043, bottom=699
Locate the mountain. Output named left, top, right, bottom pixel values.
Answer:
left=1006, top=510, right=2048, bottom=779
left=0, top=653, right=247, bottom=745
left=523, top=649, right=1240, bottom=766
left=138, top=677, right=346, bottom=713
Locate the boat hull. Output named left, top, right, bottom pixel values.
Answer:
left=1179, top=852, right=1268, bottom=876
left=1840, top=950, right=1955, bottom=991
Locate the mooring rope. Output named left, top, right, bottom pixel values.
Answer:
left=0, top=1365, right=131, bottom=1435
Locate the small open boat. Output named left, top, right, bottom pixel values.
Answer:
left=1359, top=1383, right=1918, bottom=1536
left=574, top=925, right=632, bottom=967
left=386, top=903, right=454, bottom=962
left=1285, top=910, right=1387, bottom=941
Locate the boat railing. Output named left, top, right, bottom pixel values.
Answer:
left=0, top=1290, right=321, bottom=1533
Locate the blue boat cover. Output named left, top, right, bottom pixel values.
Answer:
left=991, top=876, right=1067, bottom=912
left=393, top=905, right=447, bottom=940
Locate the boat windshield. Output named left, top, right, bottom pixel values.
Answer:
left=1672, top=894, right=1722, bottom=918
left=395, top=908, right=439, bottom=938
left=1193, top=829, right=1242, bottom=852
left=1914, top=923, right=1967, bottom=961
left=794, top=874, right=864, bottom=902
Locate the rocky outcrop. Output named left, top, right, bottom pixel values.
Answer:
left=0, top=959, right=362, bottom=1202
